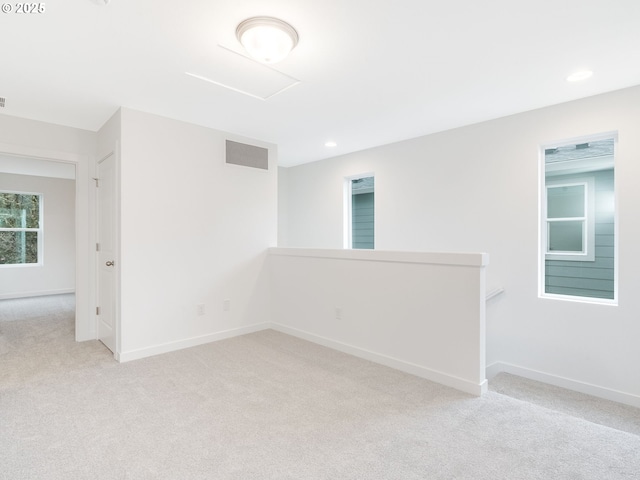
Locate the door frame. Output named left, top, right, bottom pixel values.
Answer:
left=0, top=141, right=95, bottom=342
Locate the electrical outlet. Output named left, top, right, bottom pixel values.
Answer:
left=335, top=307, right=342, bottom=320
left=223, top=299, right=231, bottom=312
left=197, top=304, right=205, bottom=316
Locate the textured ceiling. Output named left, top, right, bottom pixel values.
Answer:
left=1, top=0, right=640, bottom=166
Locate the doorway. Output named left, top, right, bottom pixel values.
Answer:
left=0, top=144, right=94, bottom=343
left=0, top=155, right=77, bottom=336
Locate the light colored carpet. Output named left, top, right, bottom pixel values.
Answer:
left=489, top=372, right=640, bottom=437
left=1, top=295, right=639, bottom=479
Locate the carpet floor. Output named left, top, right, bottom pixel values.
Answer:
left=1, top=295, right=639, bottom=479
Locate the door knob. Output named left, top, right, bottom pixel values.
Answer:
left=105, top=260, right=115, bottom=267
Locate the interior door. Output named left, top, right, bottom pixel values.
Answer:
left=97, top=152, right=116, bottom=353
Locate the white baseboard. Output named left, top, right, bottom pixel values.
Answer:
left=0, top=288, right=75, bottom=300
left=486, top=361, right=506, bottom=380
left=487, top=361, right=640, bottom=409
left=116, top=322, right=487, bottom=397
left=118, top=322, right=271, bottom=363
left=271, top=323, right=487, bottom=397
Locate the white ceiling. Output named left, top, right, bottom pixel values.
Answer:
left=1, top=0, right=640, bottom=167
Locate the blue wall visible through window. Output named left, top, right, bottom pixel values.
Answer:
left=351, top=177, right=374, bottom=249
left=542, top=137, right=615, bottom=301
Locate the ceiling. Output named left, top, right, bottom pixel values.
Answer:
left=1, top=0, right=640, bottom=167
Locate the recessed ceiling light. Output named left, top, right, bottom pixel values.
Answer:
left=566, top=70, right=593, bottom=82
left=325, top=141, right=337, bottom=147
left=236, top=17, right=299, bottom=64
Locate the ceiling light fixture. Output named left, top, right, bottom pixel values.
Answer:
left=325, top=141, right=337, bottom=147
left=236, top=16, right=299, bottom=64
left=566, top=70, right=593, bottom=82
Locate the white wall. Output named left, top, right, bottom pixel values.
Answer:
left=0, top=173, right=75, bottom=298
left=97, top=109, right=121, bottom=163
left=277, top=166, right=289, bottom=247
left=0, top=155, right=76, bottom=179
left=269, top=248, right=488, bottom=395
left=0, top=114, right=96, bottom=341
left=279, top=85, right=640, bottom=407
left=117, top=108, right=277, bottom=359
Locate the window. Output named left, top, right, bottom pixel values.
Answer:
left=540, top=136, right=616, bottom=302
left=545, top=177, right=594, bottom=261
left=344, top=175, right=374, bottom=249
left=0, top=192, right=42, bottom=265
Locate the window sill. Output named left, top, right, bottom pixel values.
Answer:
left=539, top=292, right=617, bottom=306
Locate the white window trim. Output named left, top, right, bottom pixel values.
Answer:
left=544, top=176, right=595, bottom=262
left=343, top=173, right=374, bottom=249
left=0, top=190, right=43, bottom=267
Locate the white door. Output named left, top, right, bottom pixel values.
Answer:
left=97, top=152, right=116, bottom=353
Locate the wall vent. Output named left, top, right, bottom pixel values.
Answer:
left=225, top=140, right=268, bottom=170
left=0, top=97, right=5, bottom=108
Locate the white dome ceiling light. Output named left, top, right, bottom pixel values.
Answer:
left=236, top=17, right=299, bottom=64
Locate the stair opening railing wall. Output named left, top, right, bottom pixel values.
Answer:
left=268, top=248, right=489, bottom=396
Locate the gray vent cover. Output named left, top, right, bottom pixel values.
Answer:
left=226, top=140, right=268, bottom=170
left=0, top=97, right=5, bottom=108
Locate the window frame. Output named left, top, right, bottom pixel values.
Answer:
left=0, top=190, right=44, bottom=267
left=538, top=132, right=618, bottom=305
left=544, top=176, right=595, bottom=262
left=343, top=173, right=375, bottom=249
